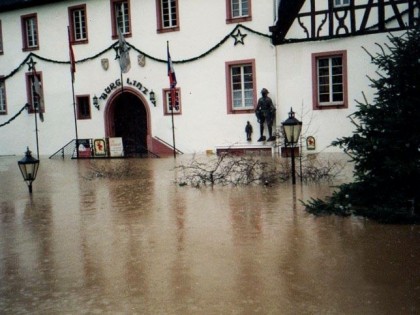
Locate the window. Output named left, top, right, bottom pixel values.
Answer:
left=26, top=72, right=44, bottom=113
left=76, top=95, right=91, bottom=119
left=111, top=0, right=131, bottom=38
left=334, top=0, right=350, bottom=7
left=163, top=88, right=181, bottom=115
left=225, top=59, right=256, bottom=114
left=0, top=20, right=3, bottom=54
left=156, top=0, right=179, bottom=33
left=312, top=51, right=348, bottom=109
left=0, top=79, right=6, bottom=114
left=226, top=0, right=252, bottom=24
left=21, top=13, right=38, bottom=51
left=69, top=5, right=88, bottom=44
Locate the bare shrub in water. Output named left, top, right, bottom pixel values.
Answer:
left=83, top=160, right=137, bottom=180
left=175, top=153, right=344, bottom=187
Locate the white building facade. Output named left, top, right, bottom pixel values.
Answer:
left=0, top=0, right=418, bottom=157
left=0, top=0, right=278, bottom=157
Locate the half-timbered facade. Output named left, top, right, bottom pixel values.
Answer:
left=270, top=0, right=419, bottom=153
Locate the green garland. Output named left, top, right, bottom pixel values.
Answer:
left=0, top=104, right=28, bottom=128
left=0, top=25, right=270, bottom=127
left=2, top=24, right=271, bottom=81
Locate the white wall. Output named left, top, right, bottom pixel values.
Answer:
left=0, top=0, right=277, bottom=156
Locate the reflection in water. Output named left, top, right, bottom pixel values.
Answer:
left=0, top=156, right=419, bottom=314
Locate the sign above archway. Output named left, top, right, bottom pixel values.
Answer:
left=98, top=78, right=152, bottom=101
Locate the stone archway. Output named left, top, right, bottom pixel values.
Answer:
left=105, top=88, right=150, bottom=157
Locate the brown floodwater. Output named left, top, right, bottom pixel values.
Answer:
left=0, top=155, right=419, bottom=314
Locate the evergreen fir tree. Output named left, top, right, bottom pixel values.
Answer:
left=305, top=26, right=420, bottom=223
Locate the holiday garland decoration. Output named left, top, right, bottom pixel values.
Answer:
left=0, top=24, right=270, bottom=127
left=1, top=24, right=270, bottom=81
left=0, top=104, right=29, bottom=128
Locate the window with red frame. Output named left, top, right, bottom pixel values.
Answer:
left=163, top=88, right=181, bottom=115
left=26, top=72, right=44, bottom=113
left=0, top=79, right=7, bottom=114
left=312, top=51, right=348, bottom=109
left=225, top=59, right=256, bottom=114
left=226, top=0, right=252, bottom=24
left=156, top=0, right=179, bottom=33
left=69, top=4, right=88, bottom=43
left=0, top=20, right=3, bottom=54
left=111, top=0, right=131, bottom=38
left=76, top=95, right=91, bottom=119
left=21, top=13, right=38, bottom=51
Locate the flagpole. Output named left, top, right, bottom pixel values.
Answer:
left=167, top=41, right=177, bottom=159
left=68, top=26, right=79, bottom=159
left=171, top=96, right=176, bottom=159
left=71, top=79, right=79, bottom=159
left=34, top=102, right=40, bottom=160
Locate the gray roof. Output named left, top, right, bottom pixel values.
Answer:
left=0, top=0, right=68, bottom=13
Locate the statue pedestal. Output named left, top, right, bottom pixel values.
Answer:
left=215, top=144, right=274, bottom=156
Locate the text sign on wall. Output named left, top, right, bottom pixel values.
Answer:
left=99, top=78, right=151, bottom=101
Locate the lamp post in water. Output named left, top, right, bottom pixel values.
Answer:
left=282, top=108, right=302, bottom=185
left=17, top=147, right=40, bottom=193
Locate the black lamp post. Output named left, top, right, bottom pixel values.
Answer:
left=18, top=147, right=40, bottom=193
left=282, top=108, right=302, bottom=185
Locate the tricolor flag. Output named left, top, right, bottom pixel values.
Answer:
left=167, top=41, right=177, bottom=89
left=117, top=27, right=131, bottom=74
left=67, top=26, right=76, bottom=82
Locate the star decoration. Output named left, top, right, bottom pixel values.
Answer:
left=114, top=45, right=121, bottom=60
left=231, top=29, right=247, bottom=45
left=26, top=57, right=37, bottom=72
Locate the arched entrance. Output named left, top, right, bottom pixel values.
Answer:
left=105, top=88, right=150, bottom=157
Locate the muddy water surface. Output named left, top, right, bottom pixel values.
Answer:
left=0, top=156, right=419, bottom=314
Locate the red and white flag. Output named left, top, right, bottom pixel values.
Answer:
left=167, top=41, right=177, bottom=89
left=67, top=26, right=76, bottom=82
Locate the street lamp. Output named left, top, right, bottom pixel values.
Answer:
left=18, top=147, right=40, bottom=193
left=282, top=108, right=302, bottom=185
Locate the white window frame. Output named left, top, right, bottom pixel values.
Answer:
left=21, top=14, right=38, bottom=50
left=225, top=59, right=256, bottom=114
left=312, top=51, right=348, bottom=109
left=334, top=0, right=350, bottom=8
left=231, top=64, right=254, bottom=110
left=161, top=0, right=178, bottom=29
left=231, top=0, right=249, bottom=18
left=70, top=6, right=87, bottom=42
left=114, top=0, right=130, bottom=35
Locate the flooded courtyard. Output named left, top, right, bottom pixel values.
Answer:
left=0, top=155, right=419, bottom=314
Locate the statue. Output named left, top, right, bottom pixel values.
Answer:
left=255, top=88, right=276, bottom=141
left=245, top=121, right=253, bottom=141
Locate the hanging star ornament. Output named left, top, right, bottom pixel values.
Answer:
left=26, top=57, right=37, bottom=71
left=231, top=29, right=247, bottom=45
